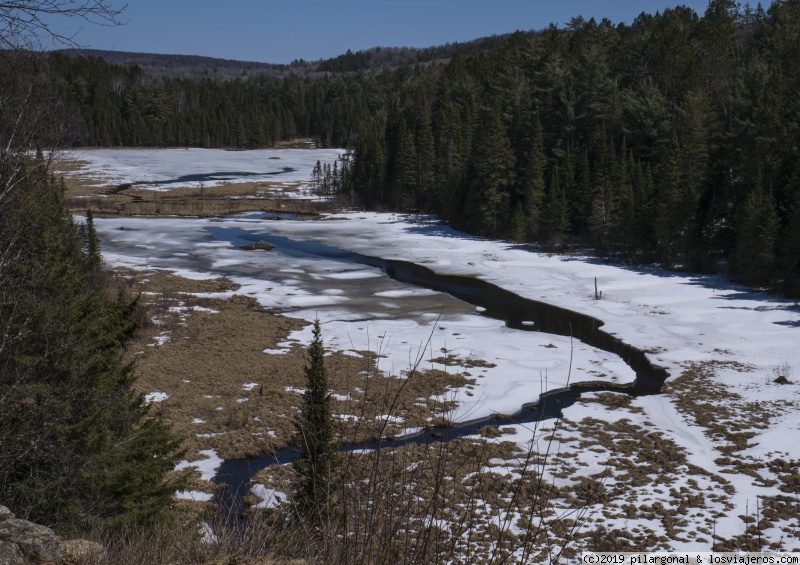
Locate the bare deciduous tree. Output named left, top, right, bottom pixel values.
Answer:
left=0, top=1, right=124, bottom=208
left=0, top=0, right=125, bottom=49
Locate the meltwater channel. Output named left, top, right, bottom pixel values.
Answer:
left=209, top=227, right=670, bottom=516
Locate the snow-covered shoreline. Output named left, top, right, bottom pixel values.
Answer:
left=62, top=147, right=346, bottom=196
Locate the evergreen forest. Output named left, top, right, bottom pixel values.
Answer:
left=41, top=0, right=800, bottom=294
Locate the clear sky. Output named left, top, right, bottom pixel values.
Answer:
left=55, top=0, right=713, bottom=65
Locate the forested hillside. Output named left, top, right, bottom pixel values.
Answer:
left=47, top=0, right=800, bottom=294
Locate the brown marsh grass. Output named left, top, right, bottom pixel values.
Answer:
left=110, top=267, right=600, bottom=564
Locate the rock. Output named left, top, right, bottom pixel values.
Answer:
left=240, top=241, right=275, bottom=251
left=0, top=507, right=106, bottom=564
left=0, top=518, right=66, bottom=564
left=0, top=539, right=24, bottom=565
left=0, top=506, right=71, bottom=565
left=62, top=539, right=105, bottom=563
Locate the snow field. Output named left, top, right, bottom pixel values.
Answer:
left=76, top=149, right=800, bottom=551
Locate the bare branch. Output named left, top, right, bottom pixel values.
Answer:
left=0, top=0, right=126, bottom=49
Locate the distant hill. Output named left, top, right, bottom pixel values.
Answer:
left=57, top=49, right=302, bottom=81
left=57, top=34, right=512, bottom=81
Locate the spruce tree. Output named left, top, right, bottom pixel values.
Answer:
left=0, top=160, right=186, bottom=533
left=84, top=208, right=102, bottom=270
left=731, top=181, right=780, bottom=288
left=779, top=193, right=800, bottom=297
left=292, top=319, right=340, bottom=523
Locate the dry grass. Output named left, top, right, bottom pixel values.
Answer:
left=61, top=155, right=799, bottom=558
left=115, top=267, right=600, bottom=563
left=71, top=186, right=333, bottom=217
left=124, top=266, right=482, bottom=459
left=55, top=155, right=339, bottom=217
left=79, top=518, right=311, bottom=565
left=664, top=360, right=784, bottom=455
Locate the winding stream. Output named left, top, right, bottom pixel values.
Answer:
left=212, top=229, right=669, bottom=513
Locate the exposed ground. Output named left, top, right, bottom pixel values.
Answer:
left=58, top=153, right=800, bottom=562
left=123, top=267, right=800, bottom=557
left=123, top=268, right=475, bottom=504
left=55, top=156, right=335, bottom=217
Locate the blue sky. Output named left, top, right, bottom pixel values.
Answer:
left=57, top=0, right=713, bottom=64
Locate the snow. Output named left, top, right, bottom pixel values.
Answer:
left=145, top=391, right=169, bottom=403
left=175, top=490, right=214, bottom=502
left=63, top=148, right=346, bottom=197
left=250, top=485, right=286, bottom=509
left=73, top=150, right=800, bottom=551
left=174, top=449, right=223, bottom=482
left=149, top=334, right=170, bottom=346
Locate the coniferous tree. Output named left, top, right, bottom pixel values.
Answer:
left=292, top=319, right=340, bottom=523
left=517, top=111, right=547, bottom=239
left=415, top=103, right=436, bottom=207
left=84, top=208, right=102, bottom=270
left=467, top=110, right=514, bottom=236
left=311, top=160, right=323, bottom=194
left=779, top=190, right=800, bottom=296
left=542, top=164, right=570, bottom=244
left=0, top=161, right=186, bottom=533
left=654, top=133, right=684, bottom=266
left=392, top=122, right=417, bottom=209
left=509, top=202, right=528, bottom=242
left=731, top=181, right=780, bottom=287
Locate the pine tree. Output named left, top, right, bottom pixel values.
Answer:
left=509, top=203, right=528, bottom=243
left=468, top=110, right=514, bottom=235
left=518, top=111, right=547, bottom=239
left=311, top=160, right=323, bottom=194
left=779, top=191, right=800, bottom=297
left=84, top=208, right=102, bottom=270
left=654, top=133, right=684, bottom=266
left=542, top=164, right=570, bottom=244
left=0, top=161, right=186, bottom=533
left=392, top=122, right=417, bottom=209
left=292, top=320, right=340, bottom=523
left=731, top=181, right=780, bottom=288
left=415, top=101, right=436, bottom=207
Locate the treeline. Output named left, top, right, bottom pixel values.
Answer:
left=60, top=49, right=300, bottom=82
left=315, top=37, right=507, bottom=73
left=341, top=0, right=800, bottom=295
left=50, top=52, right=363, bottom=148
left=46, top=0, right=800, bottom=294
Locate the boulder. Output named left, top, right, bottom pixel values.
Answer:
left=0, top=539, right=24, bottom=565
left=0, top=505, right=66, bottom=565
